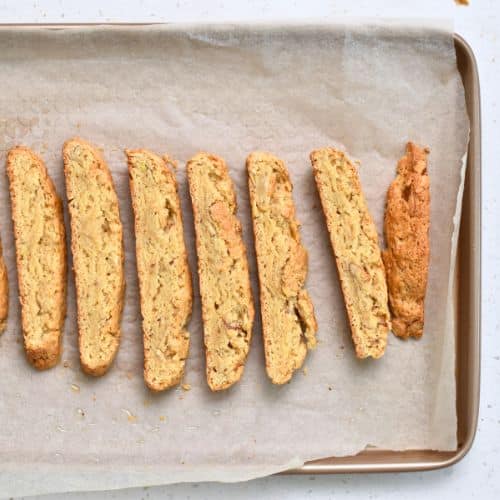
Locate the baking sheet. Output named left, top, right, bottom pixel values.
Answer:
left=0, top=22, right=469, bottom=496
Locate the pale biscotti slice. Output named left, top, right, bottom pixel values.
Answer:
left=247, top=152, right=317, bottom=384
left=6, top=146, right=66, bottom=369
left=383, top=142, right=430, bottom=339
left=63, top=138, right=124, bottom=376
left=0, top=239, right=8, bottom=334
left=310, top=147, right=390, bottom=359
left=187, top=152, right=254, bottom=391
left=127, top=149, right=192, bottom=391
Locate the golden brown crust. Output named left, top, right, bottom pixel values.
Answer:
left=383, top=142, right=430, bottom=339
left=6, top=146, right=67, bottom=369
left=247, top=152, right=317, bottom=384
left=127, top=149, right=192, bottom=391
left=310, top=147, right=390, bottom=359
left=187, top=152, right=254, bottom=391
left=0, top=239, right=8, bottom=334
left=63, top=137, right=124, bottom=376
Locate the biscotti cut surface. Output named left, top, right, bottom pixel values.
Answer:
left=247, top=152, right=317, bottom=384
left=0, top=239, right=8, bottom=334
left=7, top=146, right=66, bottom=369
left=383, top=142, right=430, bottom=339
left=127, top=149, right=192, bottom=391
left=310, top=147, right=390, bottom=359
left=63, top=138, right=124, bottom=376
left=187, top=152, right=254, bottom=391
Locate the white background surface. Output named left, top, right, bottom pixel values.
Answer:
left=0, top=1, right=497, bottom=499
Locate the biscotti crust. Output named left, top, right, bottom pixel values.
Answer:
left=187, top=152, right=254, bottom=391
left=7, top=146, right=67, bottom=369
left=63, top=137, right=124, bottom=376
left=310, top=147, right=390, bottom=359
left=383, top=142, right=430, bottom=339
left=247, top=152, right=317, bottom=384
left=0, top=239, right=8, bottom=334
left=127, top=149, right=192, bottom=391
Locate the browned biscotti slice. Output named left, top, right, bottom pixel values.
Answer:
left=0, top=239, right=8, bottom=334
left=247, top=152, right=317, bottom=384
left=127, top=149, right=192, bottom=391
left=383, top=142, right=430, bottom=339
left=187, top=152, right=254, bottom=391
left=63, top=138, right=124, bottom=376
left=310, top=147, right=390, bottom=359
left=6, top=146, right=66, bottom=369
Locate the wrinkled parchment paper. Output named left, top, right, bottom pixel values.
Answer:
left=0, top=22, right=469, bottom=496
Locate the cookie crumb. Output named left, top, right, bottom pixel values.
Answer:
left=122, top=409, right=137, bottom=423
left=163, top=155, right=178, bottom=170
left=181, top=383, right=191, bottom=391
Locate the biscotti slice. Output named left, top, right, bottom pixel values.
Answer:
left=63, top=138, right=124, bottom=376
left=187, top=152, right=254, bottom=391
left=247, top=152, right=317, bottom=384
left=7, top=146, right=66, bottom=369
left=310, top=147, right=390, bottom=359
left=383, top=142, right=430, bottom=339
left=0, top=239, right=8, bottom=334
left=127, top=149, right=192, bottom=391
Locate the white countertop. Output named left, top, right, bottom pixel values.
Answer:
left=2, top=1, right=498, bottom=499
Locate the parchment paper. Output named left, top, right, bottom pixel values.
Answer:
left=0, top=22, right=469, bottom=497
